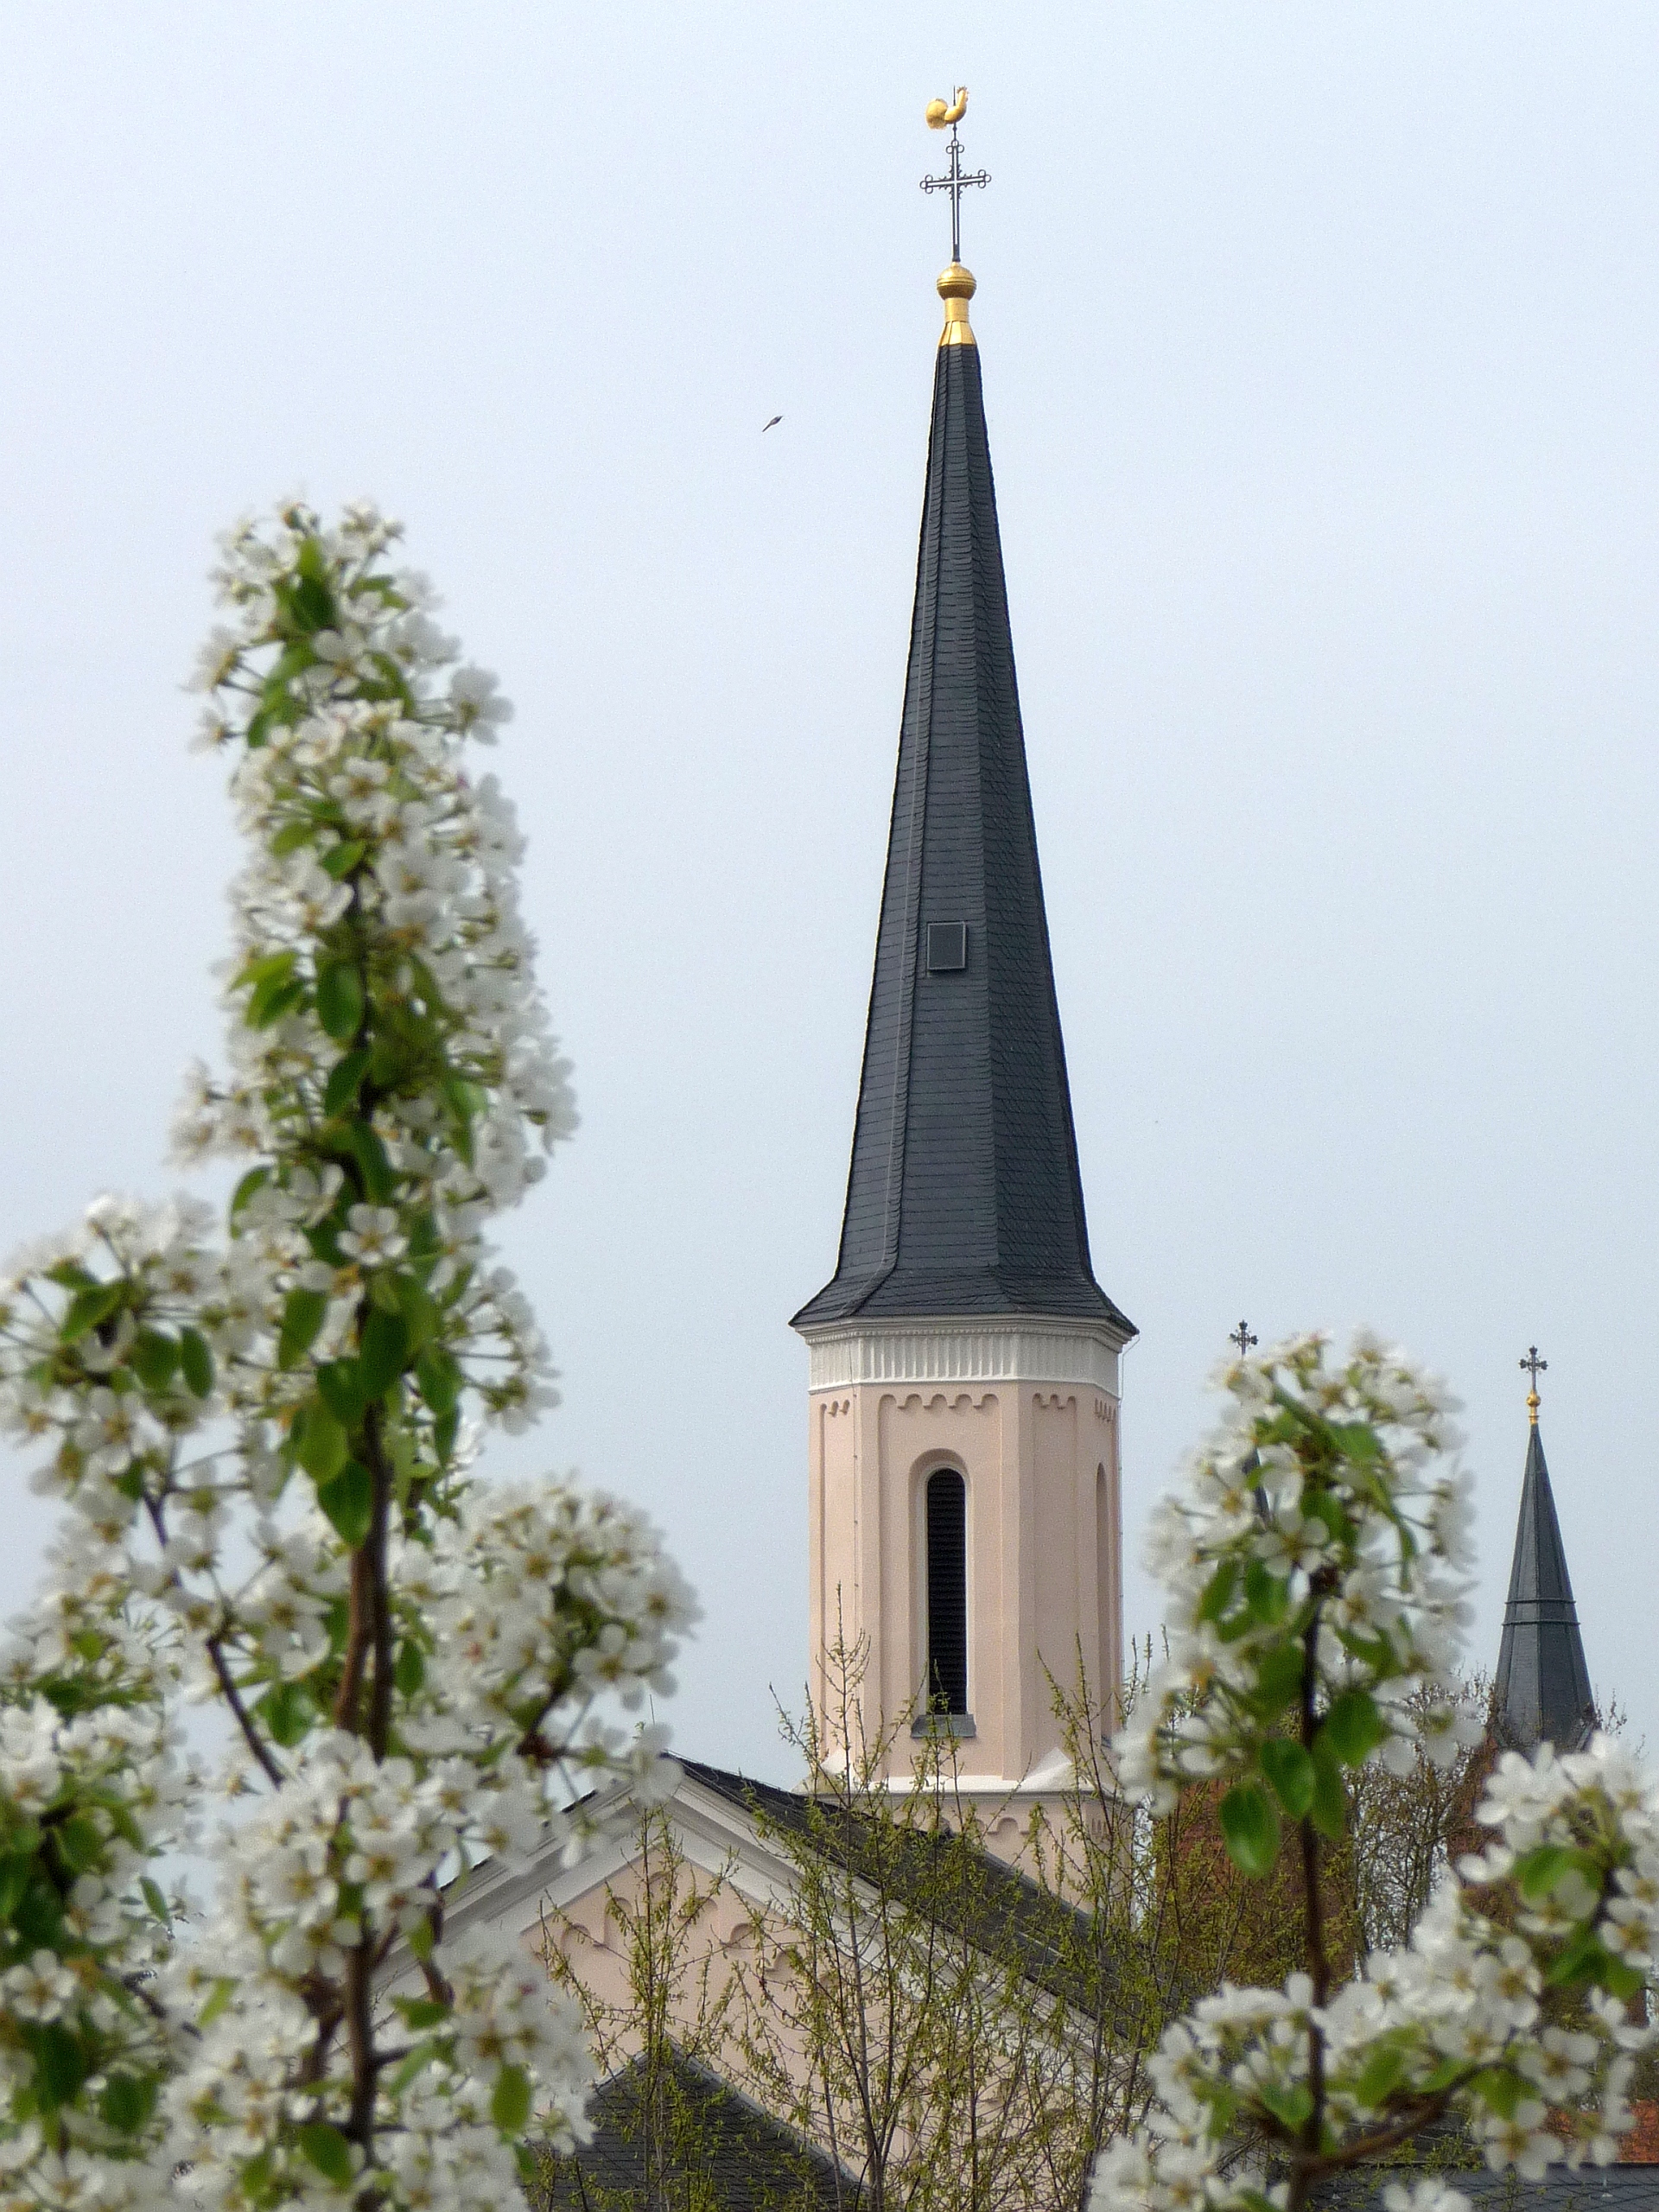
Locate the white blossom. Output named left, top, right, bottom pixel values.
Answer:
left=0, top=504, right=694, bottom=2211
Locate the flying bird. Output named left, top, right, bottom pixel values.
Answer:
left=762, top=415, right=782, bottom=432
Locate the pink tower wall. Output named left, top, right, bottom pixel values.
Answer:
left=804, top=1325, right=1125, bottom=1839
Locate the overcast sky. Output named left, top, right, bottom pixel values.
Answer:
left=3, top=8, right=1656, bottom=1778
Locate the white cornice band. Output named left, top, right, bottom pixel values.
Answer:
left=801, top=1322, right=1123, bottom=1397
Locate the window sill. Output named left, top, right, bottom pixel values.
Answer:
left=912, top=1713, right=976, bottom=1739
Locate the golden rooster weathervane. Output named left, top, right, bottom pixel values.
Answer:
left=921, top=86, right=989, bottom=268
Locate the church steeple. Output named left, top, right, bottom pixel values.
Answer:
left=793, top=124, right=1130, bottom=1840
left=1493, top=1352, right=1595, bottom=1752
left=791, top=265, right=1130, bottom=1335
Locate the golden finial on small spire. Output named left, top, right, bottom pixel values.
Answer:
left=920, top=88, right=989, bottom=345
left=1520, top=1344, right=1548, bottom=1425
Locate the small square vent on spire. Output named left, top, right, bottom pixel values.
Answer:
left=926, top=922, right=968, bottom=973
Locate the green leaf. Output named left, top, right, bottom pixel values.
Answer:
left=396, top=1275, right=439, bottom=1353
left=56, top=1815, right=104, bottom=1873
left=247, top=956, right=302, bottom=1028
left=317, top=1460, right=374, bottom=1548
left=1515, top=1844, right=1597, bottom=1904
left=1303, top=1491, right=1353, bottom=1545
left=1309, top=1740, right=1349, bottom=1841
left=315, top=959, right=365, bottom=1045
left=1545, top=1927, right=1611, bottom=1991
left=0, top=1853, right=35, bottom=1917
left=1251, top=1642, right=1305, bottom=1720
left=414, top=1345, right=461, bottom=1417
left=394, top=1997, right=451, bottom=2030
left=1258, top=2082, right=1313, bottom=2131
left=230, top=1167, right=270, bottom=1222
left=359, top=1308, right=410, bottom=1399
left=1243, top=1559, right=1288, bottom=1626
left=233, top=948, right=299, bottom=992
left=1332, top=1420, right=1382, bottom=1461
left=1597, top=1951, right=1647, bottom=2002
left=25, top=2022, right=87, bottom=2105
left=257, top=1680, right=315, bottom=1749
left=297, top=2121, right=355, bottom=2188
left=389, top=2039, right=442, bottom=2096
left=1259, top=1737, right=1316, bottom=1820
left=394, top=1640, right=426, bottom=1695
left=60, top=1281, right=124, bottom=1343
left=1196, top=1558, right=1240, bottom=1625
left=140, top=1876, right=171, bottom=1928
left=492, top=2063, right=533, bottom=2134
left=1218, top=1783, right=1280, bottom=1878
left=130, top=1330, right=179, bottom=1393
left=1352, top=2043, right=1408, bottom=2109
left=270, top=819, right=314, bottom=857
left=99, top=2072, right=158, bottom=2135
left=296, top=1403, right=348, bottom=1484
left=279, top=1288, right=329, bottom=1370
left=321, top=839, right=367, bottom=880
left=13, top=1870, right=63, bottom=1948
left=1320, top=1689, right=1385, bottom=1768
left=179, top=1327, right=214, bottom=1398
left=197, top=1978, right=237, bottom=2029
left=323, top=1049, right=372, bottom=1116
left=407, top=1916, right=435, bottom=1962
left=316, top=1358, right=367, bottom=1426
left=434, top=1407, right=460, bottom=1463
left=347, top=1122, right=396, bottom=1203
left=1469, top=2064, right=1529, bottom=2120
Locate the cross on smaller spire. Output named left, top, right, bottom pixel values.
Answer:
left=1230, top=1320, right=1258, bottom=1358
left=1520, top=1344, right=1548, bottom=1424
left=921, top=89, right=990, bottom=268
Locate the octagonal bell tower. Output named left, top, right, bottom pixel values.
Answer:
left=791, top=237, right=1135, bottom=1835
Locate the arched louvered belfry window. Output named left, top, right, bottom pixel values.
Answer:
left=925, top=1468, right=969, bottom=1716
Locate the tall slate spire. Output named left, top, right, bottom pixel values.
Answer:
left=793, top=266, right=1131, bottom=1335
left=1493, top=1394, right=1594, bottom=1753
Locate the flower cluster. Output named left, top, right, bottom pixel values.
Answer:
left=1096, top=1333, right=1659, bottom=2212
left=0, top=505, right=696, bottom=2209
left=1116, top=1332, right=1482, bottom=1852
left=1090, top=1732, right=1659, bottom=2212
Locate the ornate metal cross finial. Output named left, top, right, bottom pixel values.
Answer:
left=1230, top=1320, right=1258, bottom=1358
left=1520, top=1344, right=1548, bottom=1423
left=921, top=88, right=989, bottom=266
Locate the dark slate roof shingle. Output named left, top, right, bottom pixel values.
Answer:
left=792, top=334, right=1131, bottom=1335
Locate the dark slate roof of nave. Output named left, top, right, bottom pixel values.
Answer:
left=791, top=333, right=1132, bottom=1337
left=679, top=1759, right=1104, bottom=2015
left=536, top=2045, right=849, bottom=2212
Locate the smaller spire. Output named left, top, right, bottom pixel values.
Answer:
left=1493, top=1352, right=1594, bottom=1753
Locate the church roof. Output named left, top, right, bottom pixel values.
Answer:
left=1493, top=1416, right=1595, bottom=1753
left=678, top=1760, right=1104, bottom=2015
left=792, top=277, right=1132, bottom=1337
left=537, top=2045, right=849, bottom=2212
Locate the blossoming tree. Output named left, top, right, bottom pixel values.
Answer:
left=0, top=503, right=696, bottom=2210
left=1094, top=1333, right=1657, bottom=2212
